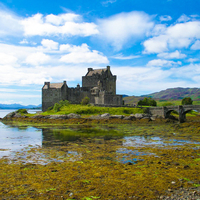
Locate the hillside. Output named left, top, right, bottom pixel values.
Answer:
left=123, top=87, right=200, bottom=105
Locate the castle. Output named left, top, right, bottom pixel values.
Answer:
left=42, top=66, right=123, bottom=111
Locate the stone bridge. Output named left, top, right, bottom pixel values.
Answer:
left=147, top=105, right=200, bottom=123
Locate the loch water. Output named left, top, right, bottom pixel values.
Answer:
left=0, top=109, right=199, bottom=164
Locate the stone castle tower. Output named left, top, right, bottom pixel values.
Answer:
left=42, top=66, right=123, bottom=111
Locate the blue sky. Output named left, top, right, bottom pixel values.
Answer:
left=0, top=0, right=200, bottom=105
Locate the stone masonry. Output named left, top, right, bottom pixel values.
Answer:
left=42, top=66, right=123, bottom=111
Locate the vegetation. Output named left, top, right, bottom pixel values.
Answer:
left=137, top=97, right=157, bottom=106
left=182, top=97, right=193, bottom=105
left=161, top=102, right=174, bottom=106
left=81, top=96, right=90, bottom=105
left=44, top=103, right=145, bottom=116
left=16, top=109, right=28, bottom=114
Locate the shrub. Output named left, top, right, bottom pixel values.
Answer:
left=53, top=103, right=62, bottom=112
left=47, top=106, right=53, bottom=111
left=161, top=102, right=174, bottom=106
left=16, top=109, right=28, bottom=114
left=138, top=97, right=157, bottom=106
left=59, top=100, right=70, bottom=107
left=182, top=97, right=193, bottom=105
left=81, top=96, right=90, bottom=105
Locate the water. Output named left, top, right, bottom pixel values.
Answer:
left=0, top=109, right=41, bottom=118
left=0, top=109, right=199, bottom=164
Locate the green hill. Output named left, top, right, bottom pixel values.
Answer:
left=123, top=87, right=200, bottom=105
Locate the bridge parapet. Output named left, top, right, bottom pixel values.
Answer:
left=147, top=105, right=200, bottom=123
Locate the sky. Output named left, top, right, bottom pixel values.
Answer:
left=0, top=0, right=200, bottom=105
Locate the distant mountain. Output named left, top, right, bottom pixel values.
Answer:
left=0, top=104, right=42, bottom=109
left=142, top=88, right=200, bottom=100
left=123, top=87, right=200, bottom=105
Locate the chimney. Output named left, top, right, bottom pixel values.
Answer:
left=107, top=66, right=110, bottom=72
left=63, top=80, right=67, bottom=85
left=45, top=82, right=50, bottom=89
left=88, top=68, right=93, bottom=72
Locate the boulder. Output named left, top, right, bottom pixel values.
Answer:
left=3, top=112, right=16, bottom=119
left=100, top=113, right=110, bottom=119
left=110, top=115, right=124, bottom=119
left=67, top=113, right=81, bottom=119
left=49, top=115, right=69, bottom=119
left=123, top=115, right=136, bottom=120
left=30, top=115, right=45, bottom=119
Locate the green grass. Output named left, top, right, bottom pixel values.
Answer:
left=43, top=104, right=145, bottom=116
left=157, top=100, right=200, bottom=106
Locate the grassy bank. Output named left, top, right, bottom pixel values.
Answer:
left=42, top=104, right=145, bottom=116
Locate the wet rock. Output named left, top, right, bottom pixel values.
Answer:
left=3, top=111, right=16, bottom=119
left=123, top=115, right=136, bottom=120
left=134, top=113, right=144, bottom=119
left=30, top=115, right=45, bottom=119
left=100, top=113, right=110, bottom=119
left=110, top=115, right=124, bottom=119
left=67, top=113, right=81, bottom=119
left=49, top=115, right=69, bottom=119
left=89, top=115, right=101, bottom=119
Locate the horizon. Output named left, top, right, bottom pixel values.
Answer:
left=0, top=0, right=200, bottom=105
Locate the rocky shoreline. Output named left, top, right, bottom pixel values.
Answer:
left=1, top=110, right=177, bottom=123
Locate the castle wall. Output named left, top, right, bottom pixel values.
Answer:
left=42, top=88, right=62, bottom=111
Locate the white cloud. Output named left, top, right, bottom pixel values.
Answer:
left=111, top=54, right=140, bottom=60
left=143, top=20, right=200, bottom=53
left=0, top=53, right=18, bottom=64
left=191, top=40, right=200, bottom=50
left=41, top=39, right=58, bottom=50
left=159, top=15, right=172, bottom=21
left=177, top=14, right=191, bottom=22
left=21, top=13, right=99, bottom=37
left=98, top=11, right=154, bottom=50
left=60, top=43, right=109, bottom=64
left=157, top=50, right=186, bottom=59
left=187, top=58, right=199, bottom=63
left=0, top=9, right=23, bottom=37
left=25, top=52, right=51, bottom=65
left=45, top=13, right=80, bottom=25
left=143, top=35, right=168, bottom=53
left=19, top=39, right=29, bottom=44
left=146, top=59, right=181, bottom=67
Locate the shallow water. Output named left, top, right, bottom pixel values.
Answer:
left=0, top=119, right=200, bottom=164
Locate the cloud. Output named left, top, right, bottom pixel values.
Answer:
left=60, top=43, right=109, bottom=64
left=177, top=14, right=191, bottom=22
left=157, top=50, right=186, bottom=59
left=25, top=52, right=51, bottom=65
left=21, top=13, right=99, bottom=37
left=187, top=58, right=199, bottom=63
left=41, top=39, right=59, bottom=50
left=111, top=54, right=140, bottom=60
left=102, top=0, right=117, bottom=6
left=0, top=53, right=18, bottom=64
left=143, top=20, right=200, bottom=53
left=191, top=40, right=200, bottom=50
left=0, top=9, right=23, bottom=37
left=98, top=11, right=154, bottom=50
left=159, top=15, right=172, bottom=21
left=146, top=59, right=181, bottom=67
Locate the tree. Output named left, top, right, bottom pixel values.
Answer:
left=182, top=97, right=193, bottom=105
left=137, top=97, right=157, bottom=106
left=81, top=96, right=90, bottom=105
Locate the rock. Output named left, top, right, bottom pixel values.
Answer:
left=123, top=115, right=136, bottom=120
left=134, top=113, right=144, bottom=119
left=89, top=115, right=101, bottom=119
left=67, top=113, right=81, bottom=119
left=110, top=115, right=124, bottom=119
left=3, top=111, right=16, bottom=119
left=30, top=115, right=45, bottom=119
left=100, top=113, right=110, bottom=119
left=49, top=115, right=69, bottom=119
